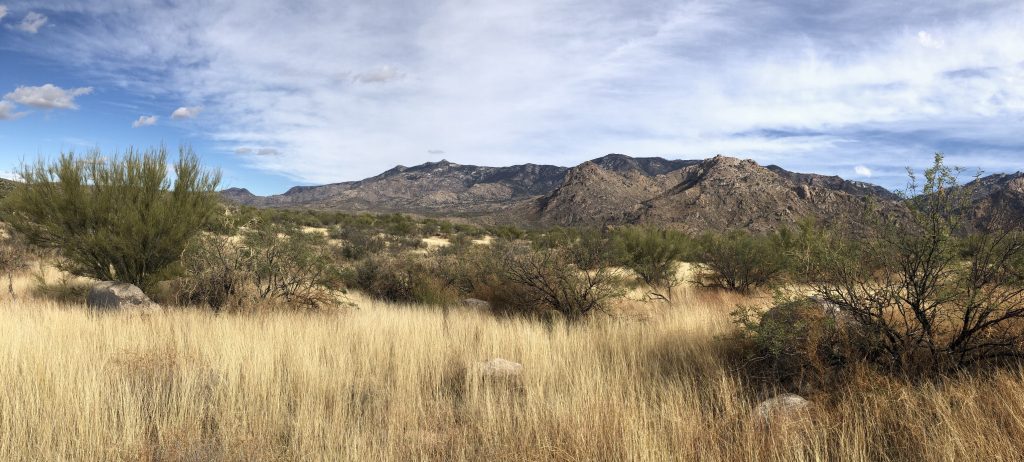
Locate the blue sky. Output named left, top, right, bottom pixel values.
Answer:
left=0, top=1, right=1022, bottom=195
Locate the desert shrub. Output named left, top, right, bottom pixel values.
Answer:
left=614, top=227, right=691, bottom=299
left=774, top=219, right=830, bottom=283
left=178, top=233, right=249, bottom=310
left=489, top=225, right=527, bottom=241
left=0, top=225, right=33, bottom=298
left=390, top=235, right=427, bottom=251
left=433, top=244, right=511, bottom=301
left=436, top=233, right=474, bottom=256
left=241, top=222, right=345, bottom=309
left=530, top=227, right=579, bottom=251
left=498, top=243, right=622, bottom=319
left=380, top=213, right=418, bottom=237
left=692, top=230, right=790, bottom=293
left=179, top=221, right=344, bottom=310
left=2, top=146, right=221, bottom=290
left=348, top=253, right=459, bottom=306
left=732, top=294, right=858, bottom=390
left=332, top=226, right=388, bottom=260
left=808, top=154, right=1024, bottom=373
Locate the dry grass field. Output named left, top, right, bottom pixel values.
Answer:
left=3, top=271, right=1024, bottom=461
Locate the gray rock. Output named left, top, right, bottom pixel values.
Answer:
left=755, top=393, right=812, bottom=421
left=463, top=298, right=492, bottom=311
left=87, top=281, right=160, bottom=312
left=477, top=358, right=523, bottom=379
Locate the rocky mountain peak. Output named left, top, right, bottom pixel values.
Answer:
left=220, top=153, right=915, bottom=232
left=220, top=187, right=254, bottom=197
left=966, top=171, right=1024, bottom=228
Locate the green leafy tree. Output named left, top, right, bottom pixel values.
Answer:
left=2, top=146, right=221, bottom=289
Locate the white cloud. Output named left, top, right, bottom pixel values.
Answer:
left=234, top=147, right=280, bottom=156
left=854, top=165, right=873, bottom=177
left=0, top=101, right=26, bottom=120
left=170, top=106, right=201, bottom=119
left=15, top=11, right=47, bottom=33
left=0, top=6, right=8, bottom=22
left=4, top=84, right=92, bottom=109
left=427, top=149, right=445, bottom=155
left=352, top=66, right=404, bottom=84
left=21, top=1, right=1024, bottom=187
left=917, top=31, right=944, bottom=49
left=131, top=115, right=158, bottom=127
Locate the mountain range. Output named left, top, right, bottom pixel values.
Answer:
left=221, top=154, right=1021, bottom=232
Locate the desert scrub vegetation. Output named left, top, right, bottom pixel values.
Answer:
left=692, top=229, right=793, bottom=292
left=178, top=220, right=344, bottom=311
left=1, top=146, right=221, bottom=290
left=6, top=149, right=1024, bottom=460
left=613, top=226, right=691, bottom=300
left=800, top=154, right=1024, bottom=374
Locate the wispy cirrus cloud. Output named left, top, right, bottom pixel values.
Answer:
left=11, top=0, right=1024, bottom=189
left=14, top=11, right=46, bottom=33
left=351, top=65, right=404, bottom=84
left=234, top=147, right=280, bottom=156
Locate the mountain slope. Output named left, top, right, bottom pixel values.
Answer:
left=967, top=172, right=1024, bottom=228
left=529, top=155, right=896, bottom=232
left=227, top=160, right=568, bottom=215
left=223, top=154, right=903, bottom=231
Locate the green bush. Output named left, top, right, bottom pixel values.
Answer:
left=178, top=233, right=248, bottom=310
left=179, top=221, right=344, bottom=310
left=331, top=226, right=388, bottom=260
left=2, top=146, right=220, bottom=289
left=348, top=253, right=459, bottom=306
left=692, top=230, right=790, bottom=293
left=498, top=243, right=623, bottom=319
left=613, top=227, right=690, bottom=299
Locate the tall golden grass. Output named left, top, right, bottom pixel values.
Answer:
left=3, top=277, right=1024, bottom=461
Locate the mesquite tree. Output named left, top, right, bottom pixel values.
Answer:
left=809, top=154, right=1024, bottom=373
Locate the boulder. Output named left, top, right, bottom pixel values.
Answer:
left=761, top=296, right=858, bottom=334
left=477, top=358, right=523, bottom=379
left=463, top=298, right=492, bottom=311
left=755, top=393, right=812, bottom=421
left=87, top=281, right=160, bottom=312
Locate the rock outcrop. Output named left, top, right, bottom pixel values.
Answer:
left=754, top=394, right=813, bottom=422
left=87, top=281, right=160, bottom=312
left=966, top=172, right=1024, bottom=229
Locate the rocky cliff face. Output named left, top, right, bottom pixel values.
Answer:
left=529, top=155, right=898, bottom=232
left=966, top=172, right=1024, bottom=228
left=222, top=154, right=908, bottom=231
